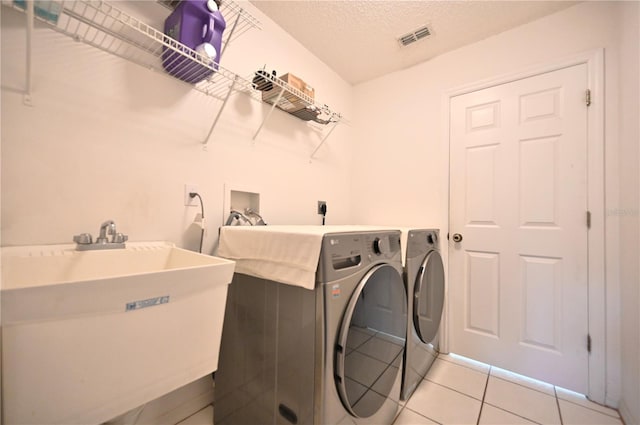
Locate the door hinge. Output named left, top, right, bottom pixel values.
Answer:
left=587, top=334, right=592, bottom=353
left=586, top=89, right=592, bottom=107
left=586, top=210, right=592, bottom=229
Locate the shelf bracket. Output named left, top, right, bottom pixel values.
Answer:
left=310, top=121, right=339, bottom=160
left=220, top=12, right=241, bottom=58
left=203, top=75, right=239, bottom=147
left=253, top=88, right=284, bottom=141
left=24, top=0, right=34, bottom=106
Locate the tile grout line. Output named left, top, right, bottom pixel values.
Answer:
left=555, top=386, right=564, bottom=425
left=490, top=370, right=621, bottom=420
left=440, top=354, right=558, bottom=400
left=476, top=365, right=492, bottom=425
left=391, top=402, right=406, bottom=425
left=402, top=404, right=445, bottom=425
left=438, top=354, right=621, bottom=423
left=482, top=401, right=544, bottom=425
left=482, top=370, right=555, bottom=424
left=424, top=376, right=485, bottom=402
left=409, top=378, right=479, bottom=424
left=556, top=394, right=622, bottom=419
left=472, top=361, right=618, bottom=419
left=491, top=374, right=557, bottom=399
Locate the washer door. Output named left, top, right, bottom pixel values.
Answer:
left=414, top=250, right=445, bottom=344
left=335, top=264, right=406, bottom=418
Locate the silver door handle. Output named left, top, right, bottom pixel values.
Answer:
left=452, top=233, right=463, bottom=243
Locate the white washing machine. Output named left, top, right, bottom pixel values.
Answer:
left=215, top=227, right=407, bottom=424
left=400, top=229, right=445, bottom=400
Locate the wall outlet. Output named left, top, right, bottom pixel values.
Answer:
left=184, top=184, right=199, bottom=206
left=317, top=201, right=327, bottom=215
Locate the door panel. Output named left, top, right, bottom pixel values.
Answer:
left=520, top=255, right=562, bottom=351
left=449, top=64, right=589, bottom=393
left=465, top=251, right=500, bottom=338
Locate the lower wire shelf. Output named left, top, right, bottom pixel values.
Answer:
left=246, top=70, right=344, bottom=159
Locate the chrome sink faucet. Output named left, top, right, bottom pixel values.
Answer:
left=97, top=220, right=116, bottom=244
left=73, top=219, right=128, bottom=250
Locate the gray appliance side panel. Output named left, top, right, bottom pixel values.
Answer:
left=215, top=273, right=317, bottom=425
left=215, top=273, right=278, bottom=425
left=275, top=281, right=318, bottom=425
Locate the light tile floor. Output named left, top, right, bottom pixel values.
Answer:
left=395, top=354, right=622, bottom=425
left=182, top=353, right=622, bottom=425
left=177, top=405, right=213, bottom=425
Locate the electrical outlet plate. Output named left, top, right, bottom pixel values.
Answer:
left=317, top=200, right=327, bottom=215
left=184, top=184, right=198, bottom=206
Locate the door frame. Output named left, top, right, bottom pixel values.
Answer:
left=440, top=49, right=605, bottom=403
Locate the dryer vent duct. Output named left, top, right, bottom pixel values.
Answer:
left=398, top=25, right=432, bottom=47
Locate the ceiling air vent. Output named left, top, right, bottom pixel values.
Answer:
left=398, top=24, right=432, bottom=47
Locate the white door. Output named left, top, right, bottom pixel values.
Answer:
left=449, top=64, right=589, bottom=393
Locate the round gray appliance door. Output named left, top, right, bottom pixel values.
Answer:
left=413, top=250, right=445, bottom=344
left=335, top=264, right=406, bottom=418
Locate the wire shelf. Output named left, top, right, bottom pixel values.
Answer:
left=5, top=0, right=258, bottom=98
left=248, top=70, right=342, bottom=126
left=246, top=69, right=344, bottom=159
left=5, top=0, right=343, bottom=155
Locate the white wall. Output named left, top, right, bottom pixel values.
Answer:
left=0, top=1, right=354, bottom=422
left=352, top=0, right=637, bottom=411
left=2, top=0, right=638, bottom=422
left=0, top=1, right=355, bottom=254
left=618, top=2, right=640, bottom=423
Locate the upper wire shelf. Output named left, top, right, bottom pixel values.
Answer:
left=5, top=0, right=259, bottom=98
left=5, top=0, right=342, bottom=157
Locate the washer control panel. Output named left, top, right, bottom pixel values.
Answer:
left=318, top=231, right=402, bottom=283
left=406, top=229, right=440, bottom=260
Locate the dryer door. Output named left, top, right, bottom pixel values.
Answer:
left=414, top=250, right=445, bottom=344
left=335, top=264, right=406, bottom=418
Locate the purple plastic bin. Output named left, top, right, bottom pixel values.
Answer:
left=162, top=0, right=226, bottom=84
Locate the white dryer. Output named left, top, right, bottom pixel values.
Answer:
left=400, top=229, right=445, bottom=400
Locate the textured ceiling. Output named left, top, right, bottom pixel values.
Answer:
left=250, top=1, right=578, bottom=85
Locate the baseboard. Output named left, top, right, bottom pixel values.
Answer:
left=104, top=376, right=215, bottom=425
left=619, top=398, right=639, bottom=425
left=152, top=390, right=215, bottom=425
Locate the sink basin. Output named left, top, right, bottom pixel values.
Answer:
left=1, top=242, right=235, bottom=425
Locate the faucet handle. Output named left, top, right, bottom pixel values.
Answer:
left=73, top=233, right=93, bottom=244
left=113, top=233, right=128, bottom=244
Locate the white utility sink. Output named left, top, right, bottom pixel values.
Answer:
left=1, top=242, right=235, bottom=425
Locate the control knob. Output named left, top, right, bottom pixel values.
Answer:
left=372, top=237, right=390, bottom=255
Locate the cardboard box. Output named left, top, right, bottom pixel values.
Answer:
left=262, top=73, right=315, bottom=113
left=280, top=73, right=314, bottom=100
